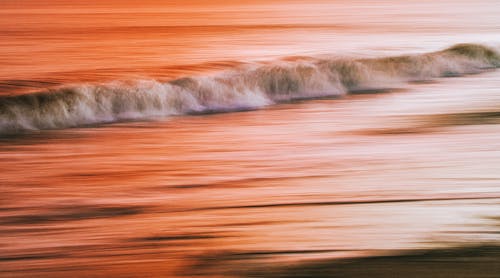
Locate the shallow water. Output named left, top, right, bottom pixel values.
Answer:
left=2, top=71, right=500, bottom=276
left=1, top=0, right=500, bottom=277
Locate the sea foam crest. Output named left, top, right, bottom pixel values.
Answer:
left=0, top=43, right=499, bottom=134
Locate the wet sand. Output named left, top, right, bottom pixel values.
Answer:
left=2, top=71, right=500, bottom=277
left=244, top=245, right=500, bottom=278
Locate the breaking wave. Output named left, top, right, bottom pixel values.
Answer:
left=1, top=43, right=499, bottom=134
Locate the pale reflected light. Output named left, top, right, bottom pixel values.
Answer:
left=1, top=0, right=500, bottom=277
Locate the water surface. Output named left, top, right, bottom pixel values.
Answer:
left=1, top=0, right=500, bottom=277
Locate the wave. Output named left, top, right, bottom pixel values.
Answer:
left=1, top=43, right=499, bottom=134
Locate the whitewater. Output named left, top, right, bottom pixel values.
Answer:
left=1, top=44, right=498, bottom=134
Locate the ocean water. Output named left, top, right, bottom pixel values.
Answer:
left=1, top=0, right=500, bottom=277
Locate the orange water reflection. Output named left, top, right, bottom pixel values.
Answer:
left=2, top=0, right=500, bottom=276
left=1, top=0, right=499, bottom=94
left=2, top=72, right=500, bottom=276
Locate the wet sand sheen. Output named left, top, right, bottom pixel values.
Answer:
left=2, top=0, right=500, bottom=276
left=2, top=71, right=500, bottom=276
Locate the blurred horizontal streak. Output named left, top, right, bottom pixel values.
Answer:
left=186, top=196, right=500, bottom=212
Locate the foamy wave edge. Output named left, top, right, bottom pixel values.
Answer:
left=1, top=43, right=499, bottom=134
